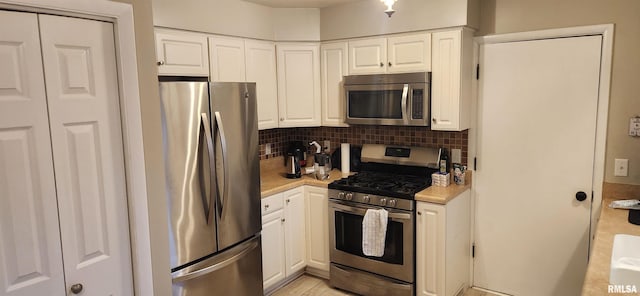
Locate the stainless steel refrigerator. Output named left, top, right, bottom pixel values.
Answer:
left=159, top=79, right=263, bottom=296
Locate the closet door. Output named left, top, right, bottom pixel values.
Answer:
left=38, top=15, right=133, bottom=295
left=0, top=11, right=65, bottom=296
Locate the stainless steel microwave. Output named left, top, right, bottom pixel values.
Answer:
left=344, top=72, right=431, bottom=126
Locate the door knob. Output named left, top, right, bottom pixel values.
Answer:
left=388, top=62, right=392, bottom=67
left=70, top=283, right=83, bottom=294
left=575, top=191, right=587, bottom=202
left=379, top=62, right=384, bottom=67
left=157, top=60, right=165, bottom=66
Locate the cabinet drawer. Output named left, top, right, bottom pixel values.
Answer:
left=261, top=193, right=284, bottom=216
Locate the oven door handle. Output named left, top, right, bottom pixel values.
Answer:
left=331, top=202, right=412, bottom=220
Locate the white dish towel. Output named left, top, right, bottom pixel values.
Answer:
left=362, top=208, right=388, bottom=257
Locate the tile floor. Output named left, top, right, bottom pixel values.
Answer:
left=271, top=275, right=496, bottom=296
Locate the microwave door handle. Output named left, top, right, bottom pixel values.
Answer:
left=401, top=84, right=409, bottom=124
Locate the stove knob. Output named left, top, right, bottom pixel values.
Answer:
left=379, top=198, right=387, bottom=206
left=388, top=199, right=397, bottom=207
left=338, top=192, right=345, bottom=199
left=345, top=193, right=354, bottom=201
left=363, top=195, right=370, bottom=203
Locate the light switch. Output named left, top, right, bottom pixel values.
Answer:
left=630, top=117, right=640, bottom=137
left=614, top=159, right=629, bottom=177
left=451, top=149, right=462, bottom=164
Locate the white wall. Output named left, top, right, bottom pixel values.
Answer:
left=273, top=8, right=320, bottom=41
left=320, top=0, right=477, bottom=40
left=152, top=0, right=320, bottom=41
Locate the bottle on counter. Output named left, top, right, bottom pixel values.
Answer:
left=439, top=148, right=449, bottom=174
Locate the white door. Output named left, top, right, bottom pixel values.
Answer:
left=276, top=44, right=321, bottom=127
left=348, top=38, right=387, bottom=74
left=261, top=210, right=286, bottom=290
left=474, top=36, right=602, bottom=296
left=305, top=186, right=330, bottom=271
left=387, top=33, right=431, bottom=73
left=320, top=42, right=348, bottom=127
left=155, top=30, right=209, bottom=76
left=0, top=11, right=65, bottom=296
left=209, top=36, right=246, bottom=82
left=39, top=14, right=134, bottom=295
left=283, top=188, right=306, bottom=275
left=245, top=40, right=279, bottom=130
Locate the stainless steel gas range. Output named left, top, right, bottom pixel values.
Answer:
left=328, top=144, right=440, bottom=296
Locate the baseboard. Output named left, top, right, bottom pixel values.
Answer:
left=263, top=269, right=305, bottom=296
left=305, top=266, right=329, bottom=279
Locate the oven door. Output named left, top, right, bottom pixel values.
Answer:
left=329, top=199, right=414, bottom=283
left=345, top=83, right=429, bottom=126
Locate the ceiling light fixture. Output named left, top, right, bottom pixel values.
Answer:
left=381, top=0, right=397, bottom=17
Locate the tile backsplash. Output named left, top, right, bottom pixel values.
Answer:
left=259, top=126, right=468, bottom=165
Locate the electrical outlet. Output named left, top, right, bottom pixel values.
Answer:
left=324, top=140, right=331, bottom=153
left=451, top=149, right=462, bottom=164
left=614, top=159, right=628, bottom=177
left=265, top=143, right=271, bottom=155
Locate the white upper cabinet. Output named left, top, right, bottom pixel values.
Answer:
left=348, top=37, right=387, bottom=74
left=430, top=28, right=474, bottom=131
left=155, top=29, right=209, bottom=76
left=209, top=36, right=246, bottom=82
left=320, top=42, right=349, bottom=127
left=348, top=33, right=431, bottom=75
left=245, top=40, right=279, bottom=130
left=276, top=43, right=321, bottom=127
left=387, top=33, right=431, bottom=73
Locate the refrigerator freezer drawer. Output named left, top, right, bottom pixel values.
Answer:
left=172, top=236, right=263, bottom=296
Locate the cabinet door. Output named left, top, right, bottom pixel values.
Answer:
left=348, top=38, right=387, bottom=74
left=431, top=29, right=471, bottom=131
left=39, top=15, right=133, bottom=295
left=155, top=29, right=209, bottom=76
left=261, top=210, right=286, bottom=291
left=0, top=11, right=65, bottom=296
left=276, top=43, right=321, bottom=127
left=387, top=33, right=431, bottom=73
left=283, top=187, right=306, bottom=275
left=304, top=186, right=330, bottom=272
left=209, top=36, right=246, bottom=82
left=245, top=40, right=279, bottom=130
left=320, top=42, right=349, bottom=127
left=416, top=202, right=446, bottom=296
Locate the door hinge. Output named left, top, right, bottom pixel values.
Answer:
left=472, top=244, right=475, bottom=258
left=476, top=64, right=480, bottom=80
left=474, top=157, right=477, bottom=170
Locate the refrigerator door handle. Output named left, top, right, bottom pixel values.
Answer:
left=200, top=113, right=216, bottom=224
left=171, top=239, right=259, bottom=283
left=213, top=111, right=229, bottom=219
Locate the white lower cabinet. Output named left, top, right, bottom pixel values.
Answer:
left=304, top=186, right=330, bottom=274
left=416, top=190, right=471, bottom=296
left=261, top=187, right=307, bottom=291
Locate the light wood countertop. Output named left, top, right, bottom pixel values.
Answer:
left=260, top=157, right=344, bottom=198
left=582, top=195, right=640, bottom=295
left=260, top=156, right=470, bottom=204
left=414, top=171, right=471, bottom=204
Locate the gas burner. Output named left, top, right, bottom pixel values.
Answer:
left=329, top=171, right=433, bottom=200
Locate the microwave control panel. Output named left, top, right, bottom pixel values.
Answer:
left=412, top=89, right=424, bottom=119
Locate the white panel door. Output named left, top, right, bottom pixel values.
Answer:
left=39, top=14, right=133, bottom=295
left=245, top=40, right=279, bottom=130
left=283, top=188, right=306, bottom=275
left=320, top=42, right=348, bottom=127
left=416, top=202, right=445, bottom=296
left=348, top=38, right=387, bottom=75
left=431, top=30, right=461, bottom=131
left=0, top=11, right=65, bottom=296
left=155, top=30, right=209, bottom=76
left=304, top=186, right=329, bottom=272
left=276, top=44, right=321, bottom=127
left=261, top=210, right=286, bottom=290
left=474, top=36, right=602, bottom=295
left=387, top=33, right=431, bottom=73
left=209, top=36, right=246, bottom=82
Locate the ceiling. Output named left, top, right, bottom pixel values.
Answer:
left=242, top=0, right=362, bottom=8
